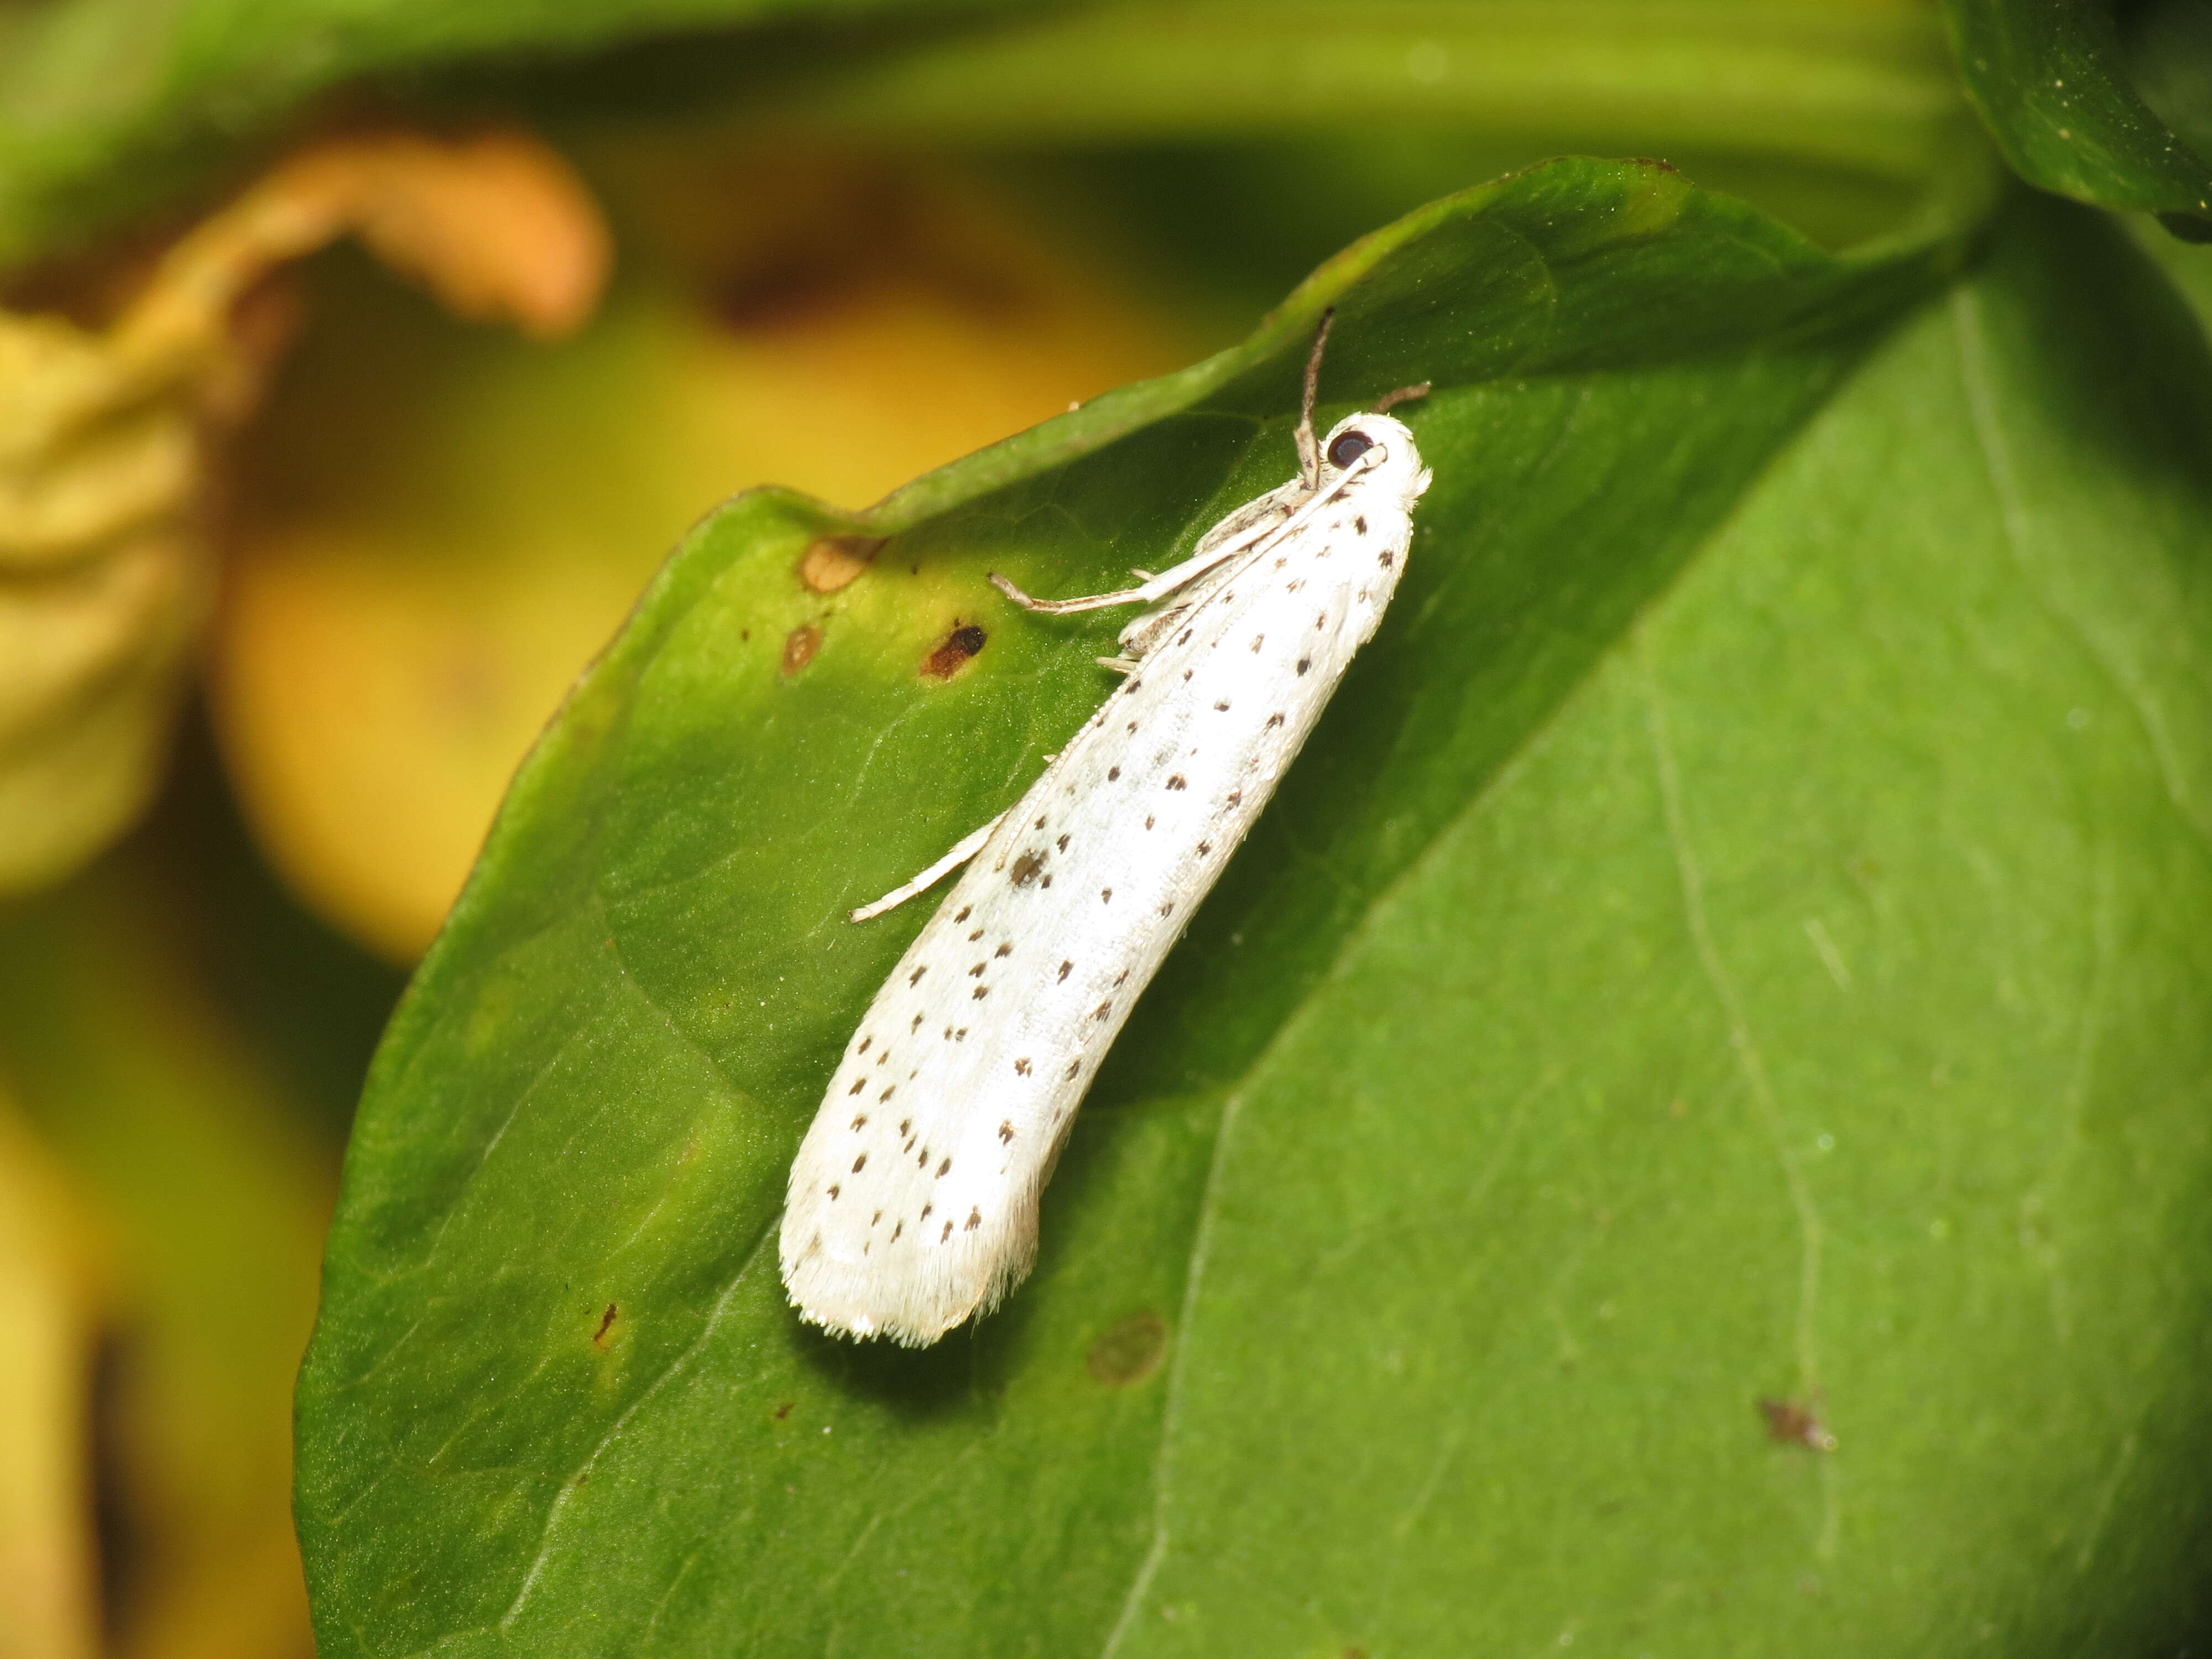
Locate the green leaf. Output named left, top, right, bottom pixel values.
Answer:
left=0, top=0, right=1022, bottom=270
left=0, top=0, right=1974, bottom=272
left=295, top=157, right=2212, bottom=1651
left=1943, top=0, right=2212, bottom=234
left=691, top=2, right=1960, bottom=178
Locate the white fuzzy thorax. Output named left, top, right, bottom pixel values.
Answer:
left=780, top=406, right=1433, bottom=1344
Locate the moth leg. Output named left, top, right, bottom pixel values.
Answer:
left=991, top=439, right=1381, bottom=622
left=1095, top=655, right=1141, bottom=675
left=988, top=535, right=1256, bottom=616
left=848, top=811, right=1008, bottom=924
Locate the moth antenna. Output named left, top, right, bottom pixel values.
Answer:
left=1371, top=381, right=1431, bottom=415
left=1296, top=307, right=1334, bottom=492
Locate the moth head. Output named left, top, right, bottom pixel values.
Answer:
left=1318, top=411, right=1431, bottom=503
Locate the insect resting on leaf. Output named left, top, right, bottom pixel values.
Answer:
left=780, top=312, right=1433, bottom=1344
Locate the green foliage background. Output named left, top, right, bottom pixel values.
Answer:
left=7, top=0, right=2212, bottom=1655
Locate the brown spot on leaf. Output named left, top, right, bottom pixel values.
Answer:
left=1087, top=1310, right=1169, bottom=1387
left=782, top=624, right=822, bottom=676
left=921, top=620, right=989, bottom=679
left=592, top=1304, right=618, bottom=1347
left=799, top=534, right=882, bottom=593
left=1759, top=1396, right=1837, bottom=1452
left=772, top=1401, right=794, bottom=1420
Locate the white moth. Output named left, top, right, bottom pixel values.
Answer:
left=780, top=316, right=1432, bottom=1344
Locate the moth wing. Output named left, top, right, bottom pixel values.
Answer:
left=781, top=828, right=1072, bottom=1346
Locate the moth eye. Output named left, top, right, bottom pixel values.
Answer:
left=1327, top=429, right=1374, bottom=468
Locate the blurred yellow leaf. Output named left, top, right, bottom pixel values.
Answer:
left=0, top=858, right=337, bottom=1659
left=0, top=127, right=609, bottom=899
left=212, top=148, right=1203, bottom=961
left=0, top=1086, right=105, bottom=1659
